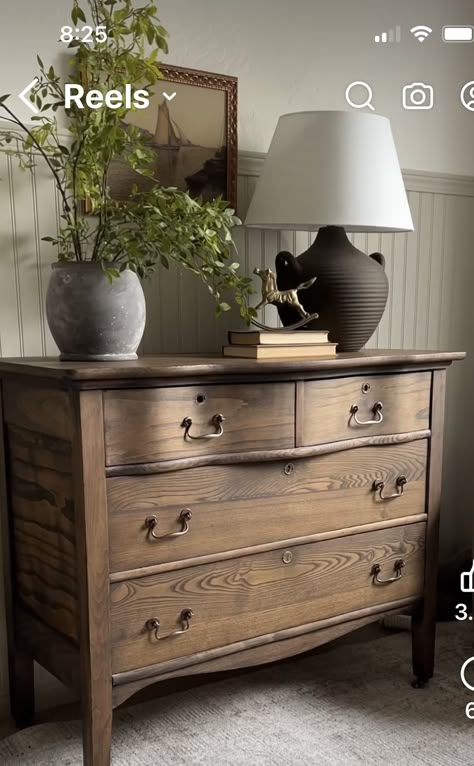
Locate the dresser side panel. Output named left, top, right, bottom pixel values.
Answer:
left=3, top=381, right=73, bottom=441
left=3, top=382, right=79, bottom=642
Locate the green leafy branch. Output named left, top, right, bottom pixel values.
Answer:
left=0, top=0, right=254, bottom=320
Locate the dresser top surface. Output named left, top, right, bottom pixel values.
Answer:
left=0, top=350, right=465, bottom=385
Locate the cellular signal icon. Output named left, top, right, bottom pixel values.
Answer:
left=375, top=26, right=401, bottom=43
left=411, top=25, right=433, bottom=42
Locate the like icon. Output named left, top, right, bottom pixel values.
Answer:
left=461, top=560, right=474, bottom=592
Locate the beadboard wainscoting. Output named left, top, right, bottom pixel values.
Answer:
left=0, top=146, right=473, bottom=718
left=0, top=148, right=473, bottom=358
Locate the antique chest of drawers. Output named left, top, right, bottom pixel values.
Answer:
left=0, top=350, right=464, bottom=765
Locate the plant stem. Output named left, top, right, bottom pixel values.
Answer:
left=71, top=135, right=85, bottom=259
left=0, top=103, right=82, bottom=260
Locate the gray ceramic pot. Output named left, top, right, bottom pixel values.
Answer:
left=46, top=262, right=146, bottom=361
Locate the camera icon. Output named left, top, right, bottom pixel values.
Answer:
left=402, top=82, right=434, bottom=110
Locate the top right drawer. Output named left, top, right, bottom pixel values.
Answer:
left=299, top=372, right=431, bottom=446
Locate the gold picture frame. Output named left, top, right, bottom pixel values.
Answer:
left=105, top=64, right=238, bottom=209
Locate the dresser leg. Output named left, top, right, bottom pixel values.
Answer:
left=410, top=368, right=446, bottom=689
left=82, top=697, right=113, bottom=766
left=10, top=649, right=35, bottom=729
left=74, top=391, right=114, bottom=766
left=411, top=602, right=435, bottom=688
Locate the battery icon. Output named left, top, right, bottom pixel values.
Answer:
left=442, top=25, right=474, bottom=42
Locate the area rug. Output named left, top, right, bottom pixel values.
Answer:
left=1, top=622, right=473, bottom=765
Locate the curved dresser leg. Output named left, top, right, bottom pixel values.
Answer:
left=411, top=601, right=435, bottom=690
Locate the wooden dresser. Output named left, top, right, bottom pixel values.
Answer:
left=0, top=350, right=464, bottom=765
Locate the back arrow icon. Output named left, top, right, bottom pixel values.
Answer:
left=19, top=78, right=39, bottom=114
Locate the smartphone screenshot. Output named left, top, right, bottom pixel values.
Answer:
left=0, top=2, right=472, bottom=765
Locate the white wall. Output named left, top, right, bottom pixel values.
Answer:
left=156, top=0, right=474, bottom=176
left=1, top=0, right=473, bottom=175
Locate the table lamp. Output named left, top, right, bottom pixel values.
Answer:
left=245, top=111, right=414, bottom=351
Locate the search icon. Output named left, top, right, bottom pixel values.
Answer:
left=345, top=81, right=375, bottom=111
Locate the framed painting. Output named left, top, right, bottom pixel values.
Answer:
left=107, top=64, right=238, bottom=208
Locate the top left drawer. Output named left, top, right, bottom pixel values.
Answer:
left=103, top=383, right=295, bottom=465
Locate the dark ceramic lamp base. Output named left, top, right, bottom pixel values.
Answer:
left=275, top=226, right=388, bottom=353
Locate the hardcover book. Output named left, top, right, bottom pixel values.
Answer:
left=228, top=330, right=329, bottom=346
left=223, top=343, right=337, bottom=359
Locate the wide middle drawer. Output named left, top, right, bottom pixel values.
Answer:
left=110, top=521, right=426, bottom=672
left=107, top=440, right=428, bottom=572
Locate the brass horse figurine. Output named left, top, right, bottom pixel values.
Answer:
left=253, top=267, right=317, bottom=319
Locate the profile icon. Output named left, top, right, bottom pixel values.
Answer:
left=461, top=81, right=474, bottom=112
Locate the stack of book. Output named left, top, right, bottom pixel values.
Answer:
left=223, top=330, right=337, bottom=359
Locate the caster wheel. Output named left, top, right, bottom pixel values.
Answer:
left=412, top=678, right=428, bottom=689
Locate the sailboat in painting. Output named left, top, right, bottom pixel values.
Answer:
left=152, top=100, right=194, bottom=185
left=153, top=100, right=193, bottom=148
left=107, top=95, right=227, bottom=202
left=150, top=98, right=228, bottom=200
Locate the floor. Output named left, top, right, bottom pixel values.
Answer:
left=0, top=621, right=470, bottom=766
left=0, top=622, right=386, bottom=740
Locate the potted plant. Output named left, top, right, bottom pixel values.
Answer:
left=0, top=0, right=254, bottom=360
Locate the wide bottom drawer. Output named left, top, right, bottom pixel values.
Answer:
left=110, top=522, right=425, bottom=673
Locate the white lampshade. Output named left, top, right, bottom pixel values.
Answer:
left=245, top=111, right=414, bottom=233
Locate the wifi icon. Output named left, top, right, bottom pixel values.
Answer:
left=411, top=25, right=433, bottom=42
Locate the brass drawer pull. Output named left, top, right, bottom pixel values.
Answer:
left=350, top=401, right=383, bottom=425
left=372, top=559, right=405, bottom=584
left=182, top=413, right=225, bottom=440
left=146, top=608, right=194, bottom=640
left=373, top=475, right=407, bottom=500
left=145, top=509, right=192, bottom=540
